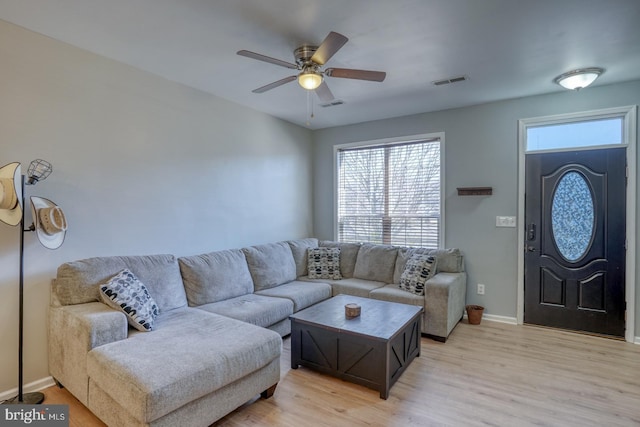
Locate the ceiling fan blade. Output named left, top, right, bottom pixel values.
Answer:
left=311, top=32, right=348, bottom=65
left=237, top=50, right=298, bottom=69
left=325, top=68, right=386, bottom=82
left=314, top=81, right=334, bottom=103
left=252, top=75, right=297, bottom=93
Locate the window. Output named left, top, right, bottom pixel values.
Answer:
left=526, top=116, right=623, bottom=152
left=336, top=135, right=443, bottom=248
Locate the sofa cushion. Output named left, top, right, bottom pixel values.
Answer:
left=54, top=254, right=187, bottom=312
left=86, top=308, right=281, bottom=424
left=99, top=269, right=160, bottom=331
left=399, top=254, right=437, bottom=296
left=369, top=284, right=425, bottom=307
left=196, top=294, right=293, bottom=329
left=330, top=278, right=387, bottom=298
left=430, top=248, right=464, bottom=273
left=307, top=247, right=342, bottom=280
left=353, top=244, right=398, bottom=283
left=255, top=280, right=332, bottom=311
left=393, top=247, right=464, bottom=283
left=287, top=238, right=319, bottom=277
left=243, top=242, right=297, bottom=291
left=179, top=249, right=254, bottom=306
left=319, top=241, right=361, bottom=278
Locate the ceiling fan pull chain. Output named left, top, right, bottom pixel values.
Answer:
left=305, top=90, right=315, bottom=125
left=306, top=91, right=311, bottom=126
left=311, top=92, right=315, bottom=119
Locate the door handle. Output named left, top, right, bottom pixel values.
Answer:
left=527, top=223, right=536, bottom=241
left=526, top=246, right=537, bottom=252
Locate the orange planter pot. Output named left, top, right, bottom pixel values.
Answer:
left=465, top=305, right=484, bottom=325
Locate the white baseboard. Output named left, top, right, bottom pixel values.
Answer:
left=634, top=336, right=640, bottom=345
left=0, top=376, right=55, bottom=402
left=463, top=312, right=518, bottom=325
left=482, top=313, right=518, bottom=325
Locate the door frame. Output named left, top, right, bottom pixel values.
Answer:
left=517, top=105, right=637, bottom=343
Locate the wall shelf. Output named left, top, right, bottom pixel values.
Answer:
left=457, top=187, right=493, bottom=196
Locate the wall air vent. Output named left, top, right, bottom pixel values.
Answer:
left=319, top=99, right=345, bottom=108
left=432, top=75, right=468, bottom=86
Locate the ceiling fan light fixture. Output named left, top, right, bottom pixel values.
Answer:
left=298, top=71, right=323, bottom=90
left=554, top=67, right=604, bottom=90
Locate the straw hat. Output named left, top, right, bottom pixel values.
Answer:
left=0, top=162, right=23, bottom=226
left=30, top=196, right=68, bottom=249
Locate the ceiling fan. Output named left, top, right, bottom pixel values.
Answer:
left=237, top=31, right=386, bottom=102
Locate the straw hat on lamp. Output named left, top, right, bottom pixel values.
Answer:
left=0, top=162, right=23, bottom=226
left=30, top=196, right=68, bottom=249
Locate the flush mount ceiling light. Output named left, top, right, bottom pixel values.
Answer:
left=298, top=69, right=323, bottom=90
left=554, top=67, right=604, bottom=90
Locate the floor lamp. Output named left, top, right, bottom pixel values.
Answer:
left=0, top=160, right=68, bottom=405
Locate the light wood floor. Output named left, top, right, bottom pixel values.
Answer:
left=42, top=320, right=640, bottom=427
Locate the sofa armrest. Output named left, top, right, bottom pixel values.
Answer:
left=48, top=302, right=128, bottom=405
left=423, top=272, right=467, bottom=340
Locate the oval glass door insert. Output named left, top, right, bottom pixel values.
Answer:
left=551, top=171, right=594, bottom=261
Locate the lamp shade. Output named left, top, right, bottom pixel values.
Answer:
left=554, top=68, right=604, bottom=90
left=298, top=71, right=323, bottom=90
left=0, top=162, right=23, bottom=226
left=27, top=159, right=52, bottom=184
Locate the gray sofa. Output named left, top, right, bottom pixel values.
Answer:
left=48, top=238, right=465, bottom=426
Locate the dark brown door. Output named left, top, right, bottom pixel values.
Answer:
left=524, top=148, right=626, bottom=337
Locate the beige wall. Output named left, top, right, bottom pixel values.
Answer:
left=0, top=20, right=313, bottom=395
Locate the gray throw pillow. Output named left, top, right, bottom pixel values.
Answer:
left=399, top=254, right=437, bottom=296
left=100, top=269, right=159, bottom=332
left=307, top=247, right=342, bottom=280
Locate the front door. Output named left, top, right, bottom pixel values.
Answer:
left=524, top=147, right=626, bottom=337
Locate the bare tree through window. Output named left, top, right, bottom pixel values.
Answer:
left=338, top=139, right=441, bottom=248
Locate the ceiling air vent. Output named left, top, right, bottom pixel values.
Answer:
left=319, top=99, right=345, bottom=108
left=432, top=75, right=468, bottom=86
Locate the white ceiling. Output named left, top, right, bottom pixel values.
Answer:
left=1, top=0, right=639, bottom=129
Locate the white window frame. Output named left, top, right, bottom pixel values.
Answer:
left=517, top=105, right=637, bottom=343
left=333, top=132, right=445, bottom=248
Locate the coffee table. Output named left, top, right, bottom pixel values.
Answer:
left=289, top=294, right=423, bottom=399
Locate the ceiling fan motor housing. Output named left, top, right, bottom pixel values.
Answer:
left=294, top=45, right=319, bottom=68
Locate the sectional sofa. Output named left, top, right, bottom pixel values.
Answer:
left=48, top=238, right=465, bottom=426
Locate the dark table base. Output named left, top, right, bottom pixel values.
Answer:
left=291, top=304, right=421, bottom=399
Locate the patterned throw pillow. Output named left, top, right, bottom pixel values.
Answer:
left=307, top=247, right=342, bottom=280
left=399, top=254, right=437, bottom=296
left=100, top=269, right=160, bottom=332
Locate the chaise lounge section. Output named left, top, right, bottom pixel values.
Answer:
left=49, top=254, right=282, bottom=427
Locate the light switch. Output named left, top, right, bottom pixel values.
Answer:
left=496, top=216, right=517, bottom=227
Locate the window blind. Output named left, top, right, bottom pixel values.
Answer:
left=337, top=139, right=441, bottom=248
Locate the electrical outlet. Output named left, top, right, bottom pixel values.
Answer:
left=477, top=283, right=485, bottom=295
